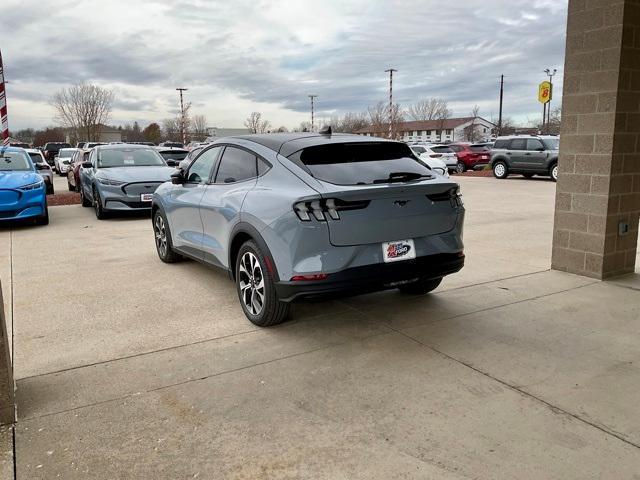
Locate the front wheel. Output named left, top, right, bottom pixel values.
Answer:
left=153, top=210, right=181, bottom=263
left=46, top=182, right=54, bottom=195
left=398, top=277, right=442, bottom=295
left=35, top=202, right=49, bottom=226
left=456, top=161, right=466, bottom=174
left=493, top=161, right=509, bottom=179
left=236, top=241, right=289, bottom=327
left=550, top=163, right=558, bottom=182
left=93, top=187, right=108, bottom=219
left=80, top=186, right=91, bottom=207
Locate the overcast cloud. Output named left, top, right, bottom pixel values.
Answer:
left=4, top=0, right=568, bottom=130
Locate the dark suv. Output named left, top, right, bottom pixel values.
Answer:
left=42, top=142, right=72, bottom=166
left=490, top=135, right=559, bottom=181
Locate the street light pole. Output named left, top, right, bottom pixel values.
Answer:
left=544, top=68, right=557, bottom=134
left=498, top=74, right=504, bottom=136
left=308, top=95, right=318, bottom=132
left=385, top=68, right=397, bottom=139
left=176, top=87, right=188, bottom=145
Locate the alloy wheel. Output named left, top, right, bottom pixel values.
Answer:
left=494, top=163, right=506, bottom=177
left=457, top=162, right=465, bottom=174
left=551, top=165, right=558, bottom=181
left=154, top=215, right=168, bottom=257
left=238, top=252, right=265, bottom=316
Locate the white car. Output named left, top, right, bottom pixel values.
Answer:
left=25, top=148, right=54, bottom=194
left=54, top=148, right=78, bottom=175
left=410, top=145, right=450, bottom=177
left=411, top=144, right=457, bottom=172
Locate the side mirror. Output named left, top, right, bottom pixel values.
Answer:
left=81, top=161, right=93, bottom=168
left=171, top=170, right=185, bottom=184
left=166, top=160, right=177, bottom=167
left=34, top=163, right=45, bottom=170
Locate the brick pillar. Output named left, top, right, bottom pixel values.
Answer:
left=0, top=282, right=14, bottom=425
left=552, top=0, right=640, bottom=279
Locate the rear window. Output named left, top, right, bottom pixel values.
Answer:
left=159, top=150, right=189, bottom=162
left=431, top=146, right=453, bottom=154
left=288, top=142, right=432, bottom=185
left=28, top=152, right=43, bottom=163
left=469, top=146, right=489, bottom=153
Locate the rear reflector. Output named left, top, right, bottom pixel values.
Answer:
left=290, top=274, right=328, bottom=281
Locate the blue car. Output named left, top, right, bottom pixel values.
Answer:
left=0, top=147, right=49, bottom=225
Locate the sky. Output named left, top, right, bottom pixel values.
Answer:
left=3, top=0, right=568, bottom=131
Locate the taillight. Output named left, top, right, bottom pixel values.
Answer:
left=293, top=198, right=370, bottom=222
left=290, top=273, right=328, bottom=281
left=426, top=186, right=463, bottom=207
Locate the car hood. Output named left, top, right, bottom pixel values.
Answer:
left=0, top=171, right=40, bottom=189
left=96, top=166, right=175, bottom=183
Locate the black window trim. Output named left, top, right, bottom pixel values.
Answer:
left=184, top=145, right=223, bottom=185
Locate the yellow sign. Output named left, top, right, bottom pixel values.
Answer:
left=538, top=81, right=552, bottom=104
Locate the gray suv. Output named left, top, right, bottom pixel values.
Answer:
left=152, top=132, right=465, bottom=327
left=490, top=135, right=559, bottom=181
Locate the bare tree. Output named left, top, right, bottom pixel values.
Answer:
left=51, top=83, right=115, bottom=142
left=434, top=104, right=453, bottom=142
left=407, top=98, right=449, bottom=121
left=462, top=105, right=482, bottom=142
left=191, top=114, right=208, bottom=141
left=162, top=117, right=181, bottom=142
left=332, top=112, right=369, bottom=133
left=366, top=101, right=404, bottom=139
left=244, top=112, right=271, bottom=134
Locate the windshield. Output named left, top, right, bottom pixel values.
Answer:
left=431, top=146, right=454, bottom=154
left=288, top=142, right=432, bottom=185
left=0, top=151, right=33, bottom=171
left=542, top=138, right=559, bottom=150
left=97, top=148, right=166, bottom=168
left=159, top=151, right=188, bottom=161
left=58, top=149, right=74, bottom=158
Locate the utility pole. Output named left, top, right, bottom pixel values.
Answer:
left=0, top=50, right=9, bottom=145
left=498, top=74, right=504, bottom=136
left=176, top=87, right=188, bottom=145
left=308, top=95, right=318, bottom=132
left=544, top=68, right=557, bottom=134
left=385, top=68, right=397, bottom=139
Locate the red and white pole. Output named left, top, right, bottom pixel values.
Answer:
left=0, top=50, right=9, bottom=145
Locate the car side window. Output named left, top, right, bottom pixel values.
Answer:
left=89, top=149, right=97, bottom=167
left=214, top=147, right=258, bottom=184
left=509, top=139, right=527, bottom=150
left=257, top=157, right=271, bottom=176
left=527, top=139, right=544, bottom=151
left=186, top=146, right=221, bottom=184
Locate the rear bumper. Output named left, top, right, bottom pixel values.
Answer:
left=275, top=252, right=464, bottom=302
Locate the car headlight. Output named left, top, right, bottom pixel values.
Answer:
left=19, top=180, right=44, bottom=191
left=97, top=178, right=126, bottom=186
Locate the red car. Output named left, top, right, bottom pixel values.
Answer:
left=67, top=149, right=90, bottom=192
left=448, top=143, right=492, bottom=173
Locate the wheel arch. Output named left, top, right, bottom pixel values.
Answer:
left=228, top=223, right=280, bottom=282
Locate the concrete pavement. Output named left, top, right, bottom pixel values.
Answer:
left=2, top=176, right=639, bottom=478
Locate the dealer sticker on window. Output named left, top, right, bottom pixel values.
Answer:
left=140, top=193, right=154, bottom=202
left=382, top=239, right=416, bottom=263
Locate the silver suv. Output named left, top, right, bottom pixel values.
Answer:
left=490, top=135, right=559, bottom=181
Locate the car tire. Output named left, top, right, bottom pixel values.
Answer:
left=493, top=161, right=509, bottom=179
left=153, top=210, right=181, bottom=263
left=35, top=201, right=49, bottom=226
left=46, top=183, right=54, bottom=195
left=80, top=187, right=91, bottom=207
left=550, top=163, right=558, bottom=182
left=456, top=161, right=466, bottom=174
left=67, top=180, right=75, bottom=191
left=93, top=186, right=108, bottom=219
left=523, top=173, right=534, bottom=179
left=235, top=240, right=289, bottom=327
left=398, top=277, right=442, bottom=295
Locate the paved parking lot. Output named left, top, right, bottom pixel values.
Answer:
left=3, top=175, right=640, bottom=478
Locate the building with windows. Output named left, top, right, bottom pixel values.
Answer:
left=355, top=117, right=495, bottom=143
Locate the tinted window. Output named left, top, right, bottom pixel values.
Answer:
left=411, top=146, right=426, bottom=154
left=215, top=147, right=257, bottom=183
left=527, top=139, right=544, bottom=151
left=542, top=138, right=559, bottom=150
left=448, top=145, right=462, bottom=152
left=257, top=158, right=271, bottom=176
left=97, top=148, right=165, bottom=168
left=159, top=150, right=189, bottom=162
left=469, top=146, right=489, bottom=153
left=509, top=139, right=527, bottom=150
left=431, top=146, right=454, bottom=153
left=28, top=152, right=43, bottom=163
left=288, top=142, right=431, bottom=186
left=187, top=147, right=220, bottom=183
left=493, top=139, right=509, bottom=149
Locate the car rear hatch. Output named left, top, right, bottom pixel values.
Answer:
left=287, top=141, right=461, bottom=247
left=469, top=145, right=491, bottom=162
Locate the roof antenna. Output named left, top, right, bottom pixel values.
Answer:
left=318, top=125, right=331, bottom=136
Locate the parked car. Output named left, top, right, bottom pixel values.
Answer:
left=79, top=144, right=175, bottom=219
left=156, top=147, right=189, bottom=167
left=448, top=143, right=492, bottom=173
left=54, top=148, right=78, bottom=175
left=42, top=142, right=72, bottom=166
left=67, top=149, right=90, bottom=191
left=9, top=142, right=30, bottom=148
left=490, top=135, right=559, bottom=181
left=411, top=144, right=457, bottom=172
left=25, top=148, right=54, bottom=194
left=0, top=147, right=49, bottom=225
left=409, top=145, right=449, bottom=177
left=152, top=132, right=465, bottom=326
